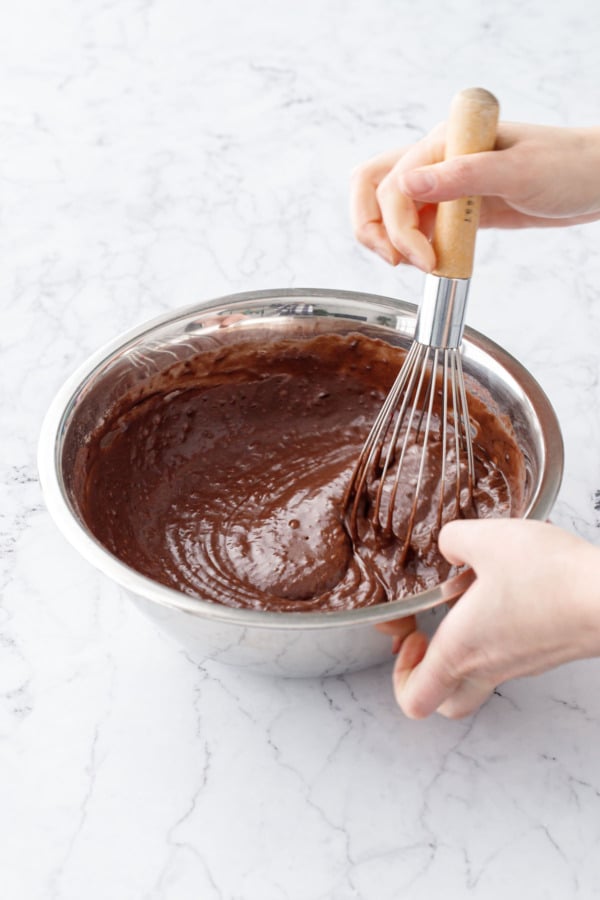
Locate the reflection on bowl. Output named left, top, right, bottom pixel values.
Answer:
left=38, top=289, right=563, bottom=677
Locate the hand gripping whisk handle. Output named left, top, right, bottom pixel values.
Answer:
left=416, top=88, right=500, bottom=348
left=433, top=87, right=500, bottom=279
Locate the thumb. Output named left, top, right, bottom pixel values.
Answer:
left=438, top=517, right=498, bottom=570
left=398, top=150, right=512, bottom=203
left=439, top=518, right=517, bottom=574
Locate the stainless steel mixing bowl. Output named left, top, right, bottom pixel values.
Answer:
left=38, top=288, right=564, bottom=677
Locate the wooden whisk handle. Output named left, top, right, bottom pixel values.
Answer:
left=432, top=87, right=500, bottom=280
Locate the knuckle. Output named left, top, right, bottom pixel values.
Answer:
left=399, top=694, right=429, bottom=720
left=438, top=698, right=473, bottom=720
left=447, top=157, right=474, bottom=195
left=350, top=162, right=373, bottom=185
left=374, top=179, right=389, bottom=203
left=354, top=220, right=375, bottom=245
left=384, top=227, right=406, bottom=254
left=430, top=642, right=464, bottom=684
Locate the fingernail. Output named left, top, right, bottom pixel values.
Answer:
left=407, top=250, right=431, bottom=272
left=401, top=169, right=436, bottom=196
left=374, top=244, right=394, bottom=265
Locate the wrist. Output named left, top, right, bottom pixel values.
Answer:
left=569, top=539, right=600, bottom=658
left=576, top=127, right=600, bottom=215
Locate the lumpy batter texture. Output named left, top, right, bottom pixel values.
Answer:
left=77, top=332, right=524, bottom=611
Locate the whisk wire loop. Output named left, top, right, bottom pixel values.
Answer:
left=345, top=277, right=477, bottom=552
left=373, top=342, right=429, bottom=537
left=393, top=345, right=442, bottom=560
left=456, top=350, right=476, bottom=512
left=345, top=340, right=421, bottom=536
left=437, top=350, right=450, bottom=529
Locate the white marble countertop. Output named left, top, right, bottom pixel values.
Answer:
left=4, top=1, right=600, bottom=897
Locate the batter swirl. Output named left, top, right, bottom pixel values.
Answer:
left=77, top=332, right=524, bottom=611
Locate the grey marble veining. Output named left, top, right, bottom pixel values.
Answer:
left=3, top=0, right=600, bottom=897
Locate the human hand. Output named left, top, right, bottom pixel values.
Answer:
left=392, top=518, right=600, bottom=719
left=351, top=123, right=600, bottom=271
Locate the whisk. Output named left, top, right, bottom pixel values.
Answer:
left=345, top=88, right=500, bottom=561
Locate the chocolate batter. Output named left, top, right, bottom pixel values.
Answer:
left=77, top=331, right=524, bottom=611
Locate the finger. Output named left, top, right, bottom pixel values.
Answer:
left=376, top=618, right=417, bottom=656
left=388, top=125, right=446, bottom=176
left=393, top=630, right=428, bottom=673
left=376, top=174, right=436, bottom=272
left=393, top=637, right=462, bottom=719
left=350, top=184, right=401, bottom=264
left=376, top=615, right=417, bottom=654
left=375, top=614, right=417, bottom=638
left=350, top=135, right=445, bottom=268
left=350, top=150, right=408, bottom=264
left=435, top=675, right=496, bottom=719
left=391, top=634, right=404, bottom=655
left=352, top=148, right=409, bottom=185
left=398, top=149, right=517, bottom=204
left=438, top=520, right=470, bottom=567
left=439, top=518, right=538, bottom=580
left=392, top=632, right=430, bottom=717
left=419, top=203, right=437, bottom=242
left=438, top=518, right=509, bottom=570
left=372, top=130, right=446, bottom=272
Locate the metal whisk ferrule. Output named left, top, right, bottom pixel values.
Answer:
left=416, top=274, right=470, bottom=349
